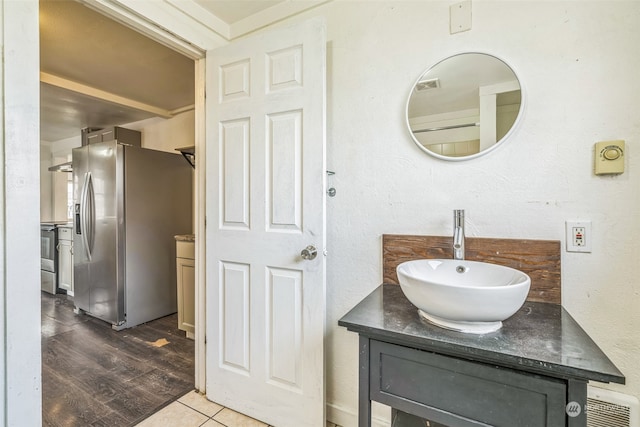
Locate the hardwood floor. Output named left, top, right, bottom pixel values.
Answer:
left=42, top=292, right=195, bottom=427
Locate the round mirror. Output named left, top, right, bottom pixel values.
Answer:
left=406, top=53, right=523, bottom=161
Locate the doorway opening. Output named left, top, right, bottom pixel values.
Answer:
left=39, top=1, right=200, bottom=424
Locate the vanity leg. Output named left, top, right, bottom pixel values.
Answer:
left=359, top=335, right=372, bottom=427
left=567, top=379, right=587, bottom=427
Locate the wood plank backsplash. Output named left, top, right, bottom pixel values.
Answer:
left=382, top=234, right=561, bottom=304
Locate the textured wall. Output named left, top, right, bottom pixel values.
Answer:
left=269, top=1, right=640, bottom=425
left=125, top=110, right=196, bottom=153
left=40, top=141, right=53, bottom=220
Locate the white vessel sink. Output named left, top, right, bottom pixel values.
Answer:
left=396, top=259, right=531, bottom=334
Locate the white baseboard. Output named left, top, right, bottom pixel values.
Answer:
left=327, top=402, right=391, bottom=427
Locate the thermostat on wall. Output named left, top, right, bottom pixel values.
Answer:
left=594, top=140, right=625, bottom=175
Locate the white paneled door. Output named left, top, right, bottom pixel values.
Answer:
left=205, top=18, right=326, bottom=427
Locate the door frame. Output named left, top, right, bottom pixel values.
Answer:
left=2, top=1, right=41, bottom=424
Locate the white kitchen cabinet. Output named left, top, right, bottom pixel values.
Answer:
left=176, top=238, right=195, bottom=339
left=57, top=225, right=73, bottom=295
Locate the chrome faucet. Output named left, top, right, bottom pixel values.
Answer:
left=453, top=209, right=465, bottom=260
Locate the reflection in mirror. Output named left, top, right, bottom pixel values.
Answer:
left=406, top=53, right=522, bottom=160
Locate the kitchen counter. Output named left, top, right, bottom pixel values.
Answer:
left=339, top=284, right=624, bottom=427
left=174, top=234, right=195, bottom=242
left=41, top=221, right=72, bottom=227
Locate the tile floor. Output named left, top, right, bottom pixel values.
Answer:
left=135, top=390, right=340, bottom=427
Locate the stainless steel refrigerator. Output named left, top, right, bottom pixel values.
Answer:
left=72, top=140, right=192, bottom=329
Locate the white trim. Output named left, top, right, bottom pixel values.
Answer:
left=0, top=1, right=5, bottom=422
left=80, top=0, right=218, bottom=58
left=80, top=0, right=333, bottom=55
left=166, top=0, right=231, bottom=40
left=40, top=72, right=174, bottom=118
left=170, top=104, right=196, bottom=115
left=2, top=0, right=42, bottom=424
left=194, top=57, right=207, bottom=392
left=103, top=0, right=227, bottom=51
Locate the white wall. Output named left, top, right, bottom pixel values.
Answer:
left=40, top=135, right=81, bottom=222
left=124, top=109, right=195, bottom=153
left=40, top=141, right=53, bottom=220
left=266, top=1, right=640, bottom=425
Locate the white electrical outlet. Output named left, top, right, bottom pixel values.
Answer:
left=566, top=221, right=592, bottom=253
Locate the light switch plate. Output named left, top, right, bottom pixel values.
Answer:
left=595, top=140, right=625, bottom=175
left=450, top=1, right=472, bottom=34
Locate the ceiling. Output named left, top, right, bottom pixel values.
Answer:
left=40, top=0, right=288, bottom=142
left=407, top=53, right=522, bottom=119
left=193, top=0, right=284, bottom=24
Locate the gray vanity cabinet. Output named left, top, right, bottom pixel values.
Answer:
left=340, top=285, right=625, bottom=427
left=369, top=339, right=566, bottom=427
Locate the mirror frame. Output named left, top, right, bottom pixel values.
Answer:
left=405, top=52, right=525, bottom=161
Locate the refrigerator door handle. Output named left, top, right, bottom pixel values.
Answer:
left=86, top=172, right=96, bottom=257
left=79, top=171, right=88, bottom=237
left=80, top=172, right=92, bottom=261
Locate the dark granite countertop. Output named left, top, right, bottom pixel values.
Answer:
left=339, top=284, right=624, bottom=384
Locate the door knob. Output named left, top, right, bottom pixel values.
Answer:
left=301, top=245, right=318, bottom=260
